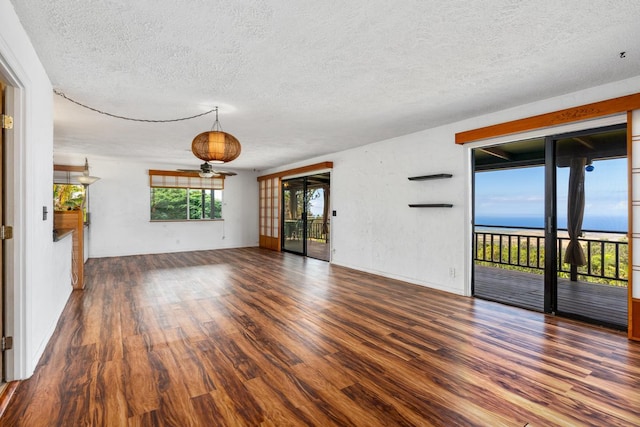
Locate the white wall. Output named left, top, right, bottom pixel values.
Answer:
left=53, top=155, right=260, bottom=257
left=264, top=75, right=640, bottom=297
left=0, top=0, right=72, bottom=379
left=328, top=128, right=466, bottom=294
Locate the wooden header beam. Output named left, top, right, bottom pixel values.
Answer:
left=456, top=93, right=640, bottom=144
left=257, top=161, right=333, bottom=181
left=54, top=164, right=85, bottom=172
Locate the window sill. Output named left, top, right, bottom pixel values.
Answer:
left=149, top=219, right=224, bottom=223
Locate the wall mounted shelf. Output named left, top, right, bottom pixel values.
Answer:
left=408, top=173, right=452, bottom=181
left=409, top=174, right=453, bottom=207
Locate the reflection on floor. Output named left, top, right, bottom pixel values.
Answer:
left=283, top=239, right=330, bottom=261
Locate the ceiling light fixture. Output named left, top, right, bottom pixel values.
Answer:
left=76, top=158, right=101, bottom=185
left=191, top=107, right=241, bottom=164
left=198, top=162, right=215, bottom=178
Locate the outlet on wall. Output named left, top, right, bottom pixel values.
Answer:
left=449, top=267, right=456, bottom=278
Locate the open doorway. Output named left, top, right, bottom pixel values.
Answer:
left=473, top=124, right=628, bottom=329
left=282, top=173, right=330, bottom=261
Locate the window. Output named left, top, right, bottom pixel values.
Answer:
left=148, top=170, right=224, bottom=221
left=150, top=188, right=222, bottom=220
left=53, top=184, right=89, bottom=222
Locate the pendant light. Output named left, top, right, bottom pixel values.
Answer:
left=76, top=158, right=100, bottom=185
left=191, top=107, right=241, bottom=164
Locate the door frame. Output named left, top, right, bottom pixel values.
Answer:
left=544, top=134, right=557, bottom=312
left=0, top=79, right=5, bottom=381
left=0, top=51, right=28, bottom=380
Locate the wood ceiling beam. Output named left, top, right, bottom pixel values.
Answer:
left=478, top=147, right=512, bottom=160
left=54, top=164, right=85, bottom=172
left=573, top=137, right=595, bottom=149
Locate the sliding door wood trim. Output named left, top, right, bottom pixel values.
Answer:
left=257, top=161, right=333, bottom=182
left=456, top=93, right=640, bottom=144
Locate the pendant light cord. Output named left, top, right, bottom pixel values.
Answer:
left=211, top=107, right=223, bottom=131
left=53, top=89, right=217, bottom=123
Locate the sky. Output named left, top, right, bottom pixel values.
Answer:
left=308, top=188, right=325, bottom=217
left=475, top=157, right=628, bottom=231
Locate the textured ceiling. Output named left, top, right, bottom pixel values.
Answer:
left=9, top=0, right=640, bottom=170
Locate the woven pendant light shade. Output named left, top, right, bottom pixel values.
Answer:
left=191, top=130, right=241, bottom=164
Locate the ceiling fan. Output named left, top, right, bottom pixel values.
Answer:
left=178, top=161, right=238, bottom=178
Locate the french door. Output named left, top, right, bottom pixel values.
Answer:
left=474, top=124, right=628, bottom=329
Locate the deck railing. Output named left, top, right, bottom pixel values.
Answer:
left=474, top=226, right=628, bottom=285
left=307, top=221, right=328, bottom=241
left=284, top=219, right=329, bottom=242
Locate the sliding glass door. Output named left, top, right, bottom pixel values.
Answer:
left=473, top=124, right=628, bottom=329
left=282, top=173, right=331, bottom=260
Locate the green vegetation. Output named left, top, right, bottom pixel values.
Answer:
left=150, top=188, right=222, bottom=220
left=475, top=235, right=628, bottom=287
left=283, top=187, right=324, bottom=220
left=53, top=184, right=85, bottom=211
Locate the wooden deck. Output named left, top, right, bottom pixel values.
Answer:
left=474, top=265, right=628, bottom=328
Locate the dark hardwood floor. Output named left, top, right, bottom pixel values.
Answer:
left=2, top=248, right=640, bottom=426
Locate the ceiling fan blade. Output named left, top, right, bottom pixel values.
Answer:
left=176, top=164, right=236, bottom=177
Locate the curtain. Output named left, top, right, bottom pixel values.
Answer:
left=563, top=157, right=587, bottom=267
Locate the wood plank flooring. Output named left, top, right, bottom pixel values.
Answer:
left=2, top=248, right=640, bottom=426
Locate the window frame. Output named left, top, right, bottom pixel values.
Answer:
left=148, top=170, right=224, bottom=222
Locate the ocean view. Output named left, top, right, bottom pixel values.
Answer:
left=475, top=215, right=628, bottom=233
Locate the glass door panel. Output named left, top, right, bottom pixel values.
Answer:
left=305, top=173, right=330, bottom=261
left=473, top=139, right=546, bottom=312
left=554, top=126, right=628, bottom=328
left=282, top=178, right=305, bottom=254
